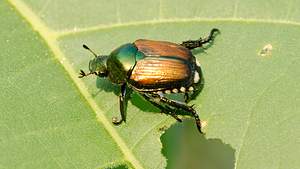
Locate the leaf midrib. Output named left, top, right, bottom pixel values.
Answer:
left=8, top=0, right=144, bottom=168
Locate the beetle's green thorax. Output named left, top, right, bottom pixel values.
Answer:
left=89, top=55, right=109, bottom=77
left=107, top=43, right=144, bottom=84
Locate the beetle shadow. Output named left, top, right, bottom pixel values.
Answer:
left=192, top=44, right=215, bottom=56
left=192, top=30, right=220, bottom=56
left=130, top=92, right=160, bottom=112
left=93, top=78, right=205, bottom=118
left=105, top=165, right=128, bottom=169
left=192, top=47, right=206, bottom=56
left=93, top=77, right=120, bottom=97
left=161, top=119, right=236, bottom=169
left=94, top=77, right=164, bottom=117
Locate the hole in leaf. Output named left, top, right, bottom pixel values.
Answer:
left=161, top=119, right=236, bottom=169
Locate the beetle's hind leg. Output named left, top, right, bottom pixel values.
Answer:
left=154, top=93, right=203, bottom=133
left=180, top=28, right=220, bottom=50
left=141, top=93, right=182, bottom=122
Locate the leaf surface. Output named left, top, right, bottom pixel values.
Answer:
left=1, top=0, right=299, bottom=169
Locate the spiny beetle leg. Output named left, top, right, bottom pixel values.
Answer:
left=155, top=94, right=203, bottom=133
left=168, top=110, right=182, bottom=122
left=112, top=83, right=127, bottom=125
left=180, top=28, right=220, bottom=50
left=141, top=93, right=182, bottom=122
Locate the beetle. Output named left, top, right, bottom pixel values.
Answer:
left=79, top=28, right=219, bottom=133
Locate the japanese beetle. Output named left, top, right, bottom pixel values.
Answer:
left=79, top=28, right=219, bottom=133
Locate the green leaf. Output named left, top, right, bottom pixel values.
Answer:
left=1, top=0, right=299, bottom=169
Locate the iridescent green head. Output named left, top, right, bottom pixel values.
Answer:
left=79, top=44, right=108, bottom=78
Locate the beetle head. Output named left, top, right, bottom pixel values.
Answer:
left=88, top=56, right=108, bottom=77
left=79, top=44, right=108, bottom=78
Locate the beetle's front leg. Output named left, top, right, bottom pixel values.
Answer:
left=155, top=93, right=203, bottom=134
left=112, top=83, right=127, bottom=125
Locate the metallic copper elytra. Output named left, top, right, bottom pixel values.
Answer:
left=130, top=56, right=192, bottom=86
left=134, top=39, right=193, bottom=60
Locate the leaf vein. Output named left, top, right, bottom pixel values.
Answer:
left=56, top=18, right=300, bottom=38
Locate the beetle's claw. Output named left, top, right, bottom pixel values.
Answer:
left=201, top=28, right=220, bottom=45
left=208, top=28, right=220, bottom=41
left=210, top=28, right=220, bottom=38
left=112, top=116, right=123, bottom=125
left=196, top=121, right=204, bottom=134
left=79, top=69, right=86, bottom=78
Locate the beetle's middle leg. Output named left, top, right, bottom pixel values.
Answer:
left=141, top=93, right=182, bottom=122
left=180, top=28, right=220, bottom=50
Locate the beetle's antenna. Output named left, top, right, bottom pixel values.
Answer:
left=83, top=44, right=98, bottom=58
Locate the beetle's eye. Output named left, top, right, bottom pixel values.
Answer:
left=88, top=60, right=96, bottom=72
left=89, top=61, right=99, bottom=71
